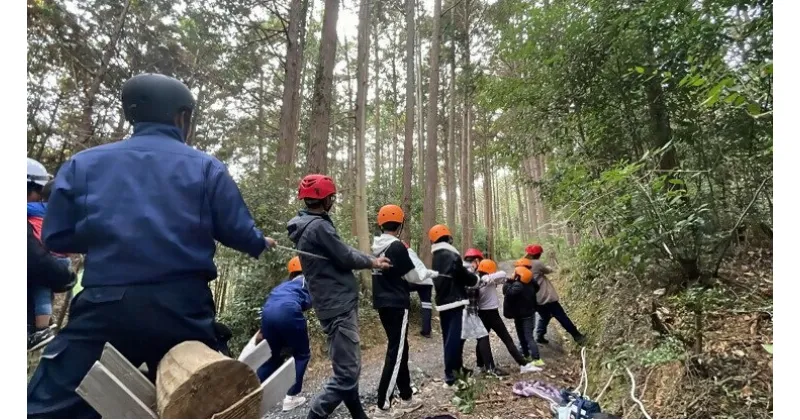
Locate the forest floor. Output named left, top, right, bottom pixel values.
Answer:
left=263, top=261, right=584, bottom=419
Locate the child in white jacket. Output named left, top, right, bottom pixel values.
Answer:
left=404, top=241, right=438, bottom=337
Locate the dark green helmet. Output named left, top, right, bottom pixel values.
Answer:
left=121, top=73, right=195, bottom=125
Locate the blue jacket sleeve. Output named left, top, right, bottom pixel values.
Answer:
left=312, top=221, right=374, bottom=271
left=43, top=159, right=86, bottom=254
left=299, top=286, right=312, bottom=311
left=207, top=161, right=266, bottom=258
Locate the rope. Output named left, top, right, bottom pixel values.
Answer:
left=594, top=369, right=617, bottom=404
left=625, top=367, right=652, bottom=420
left=575, top=346, right=589, bottom=398
left=271, top=244, right=330, bottom=260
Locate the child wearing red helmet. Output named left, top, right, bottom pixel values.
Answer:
left=524, top=244, right=585, bottom=345
left=288, top=174, right=391, bottom=419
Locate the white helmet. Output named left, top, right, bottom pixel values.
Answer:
left=27, top=158, right=50, bottom=187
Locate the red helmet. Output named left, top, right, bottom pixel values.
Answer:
left=464, top=248, right=484, bottom=260
left=525, top=244, right=543, bottom=256
left=298, top=174, right=337, bottom=200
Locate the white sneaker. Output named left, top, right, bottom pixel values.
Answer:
left=282, top=395, right=306, bottom=411
left=396, top=398, right=423, bottom=413
left=442, top=382, right=454, bottom=389
left=520, top=362, right=544, bottom=373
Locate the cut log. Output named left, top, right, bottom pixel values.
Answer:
left=156, top=341, right=261, bottom=419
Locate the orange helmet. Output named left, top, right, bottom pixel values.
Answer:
left=428, top=224, right=452, bottom=242
left=287, top=256, right=302, bottom=274
left=377, top=204, right=405, bottom=226
left=477, top=259, right=498, bottom=274
left=514, top=266, right=533, bottom=284
left=514, top=258, right=532, bottom=268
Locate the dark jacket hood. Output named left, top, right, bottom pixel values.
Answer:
left=287, top=210, right=330, bottom=244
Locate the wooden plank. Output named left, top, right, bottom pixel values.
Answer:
left=237, top=334, right=272, bottom=373
left=99, top=343, right=157, bottom=409
left=259, top=357, right=296, bottom=418
left=76, top=361, right=158, bottom=419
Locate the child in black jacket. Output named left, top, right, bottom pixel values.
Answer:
left=429, top=224, right=478, bottom=387
left=502, top=266, right=544, bottom=368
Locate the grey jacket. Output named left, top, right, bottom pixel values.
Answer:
left=531, top=259, right=559, bottom=304
left=287, top=210, right=374, bottom=320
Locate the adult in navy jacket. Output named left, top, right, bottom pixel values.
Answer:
left=27, top=73, right=276, bottom=419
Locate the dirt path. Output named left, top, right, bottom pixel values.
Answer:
left=264, top=263, right=582, bottom=419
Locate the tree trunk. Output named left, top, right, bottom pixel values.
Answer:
left=515, top=179, right=526, bottom=239
left=354, top=0, right=373, bottom=290
left=276, top=0, right=309, bottom=184
left=415, top=21, right=425, bottom=186
left=306, top=0, right=340, bottom=174
left=460, top=110, right=470, bottom=248
left=77, top=0, right=132, bottom=148
left=419, top=0, right=442, bottom=265
left=372, top=19, right=381, bottom=189
left=534, top=154, right=549, bottom=236
left=391, top=30, right=400, bottom=190
left=343, top=37, right=358, bottom=235
left=186, top=84, right=205, bottom=148
left=461, top=0, right=475, bottom=248
left=483, top=140, right=494, bottom=258
left=34, top=94, right=63, bottom=160
left=257, top=68, right=266, bottom=178
left=646, top=73, right=680, bottom=176
left=446, top=40, right=457, bottom=230
left=400, top=0, right=415, bottom=244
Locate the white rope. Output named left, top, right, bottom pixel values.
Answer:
left=594, top=369, right=617, bottom=404
left=574, top=346, right=589, bottom=398
left=272, top=244, right=330, bottom=260
left=581, top=347, right=589, bottom=396
left=625, top=367, right=652, bottom=420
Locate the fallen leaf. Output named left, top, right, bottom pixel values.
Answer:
left=733, top=350, right=745, bottom=357
left=762, top=344, right=773, bottom=354
left=741, top=385, right=753, bottom=398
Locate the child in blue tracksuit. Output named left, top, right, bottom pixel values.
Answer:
left=256, top=256, right=312, bottom=412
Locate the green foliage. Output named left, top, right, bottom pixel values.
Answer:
left=613, top=336, right=687, bottom=368
left=216, top=178, right=300, bottom=354
left=451, top=371, right=484, bottom=414
left=669, top=286, right=730, bottom=312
